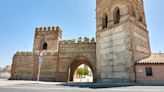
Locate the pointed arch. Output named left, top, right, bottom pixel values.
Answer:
left=68, top=56, right=95, bottom=82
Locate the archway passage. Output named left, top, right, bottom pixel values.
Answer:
left=68, top=57, right=95, bottom=82
left=73, top=64, right=93, bottom=82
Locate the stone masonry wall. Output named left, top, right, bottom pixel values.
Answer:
left=10, top=39, right=96, bottom=82
left=96, top=22, right=135, bottom=83
left=56, top=40, right=96, bottom=82
left=10, top=52, right=38, bottom=80
left=33, top=27, right=62, bottom=52
left=10, top=52, right=58, bottom=81
left=96, top=0, right=150, bottom=83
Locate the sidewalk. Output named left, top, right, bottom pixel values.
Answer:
left=0, top=79, right=63, bottom=87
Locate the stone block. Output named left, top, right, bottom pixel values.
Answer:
left=113, top=66, right=126, bottom=72
left=113, top=72, right=128, bottom=79
left=112, top=31, right=126, bottom=40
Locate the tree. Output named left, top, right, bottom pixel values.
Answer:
left=76, top=65, right=89, bottom=76
left=76, top=68, right=84, bottom=78
left=83, top=65, right=89, bottom=75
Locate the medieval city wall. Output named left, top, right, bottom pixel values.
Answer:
left=10, top=52, right=59, bottom=81
left=10, top=38, right=97, bottom=82
left=10, top=52, right=38, bottom=80
left=55, top=39, right=96, bottom=82
left=10, top=0, right=151, bottom=83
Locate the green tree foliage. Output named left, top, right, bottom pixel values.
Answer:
left=76, top=65, right=89, bottom=76
left=76, top=68, right=84, bottom=76
left=84, top=65, right=89, bottom=75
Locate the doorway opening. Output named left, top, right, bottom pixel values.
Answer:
left=68, top=58, right=94, bottom=83
left=72, top=64, right=93, bottom=82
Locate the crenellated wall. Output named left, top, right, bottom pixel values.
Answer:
left=57, top=39, right=96, bottom=82
left=10, top=51, right=59, bottom=81
left=60, top=37, right=95, bottom=44
left=10, top=36, right=97, bottom=82
left=33, top=26, right=62, bottom=52
left=10, top=0, right=151, bottom=83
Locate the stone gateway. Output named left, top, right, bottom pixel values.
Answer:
left=10, top=0, right=151, bottom=83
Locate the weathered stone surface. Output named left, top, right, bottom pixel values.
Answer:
left=96, top=0, right=150, bottom=83
left=10, top=0, right=150, bottom=83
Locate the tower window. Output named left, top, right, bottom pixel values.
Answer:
left=139, top=16, right=143, bottom=22
left=102, top=14, right=108, bottom=29
left=131, top=7, right=136, bottom=17
left=43, top=42, right=47, bottom=50
left=132, top=10, right=136, bottom=17
left=113, top=7, right=120, bottom=24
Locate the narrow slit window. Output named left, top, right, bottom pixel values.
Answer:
left=102, top=14, right=108, bottom=29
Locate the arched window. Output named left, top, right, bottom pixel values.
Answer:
left=139, top=16, right=143, bottom=22
left=102, top=14, right=108, bottom=29
left=132, top=10, right=136, bottom=17
left=131, top=7, right=136, bottom=17
left=42, top=42, right=47, bottom=50
left=113, top=7, right=120, bottom=24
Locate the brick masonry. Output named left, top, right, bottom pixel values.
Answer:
left=136, top=64, right=164, bottom=83
left=136, top=53, right=164, bottom=83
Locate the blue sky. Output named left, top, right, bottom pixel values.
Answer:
left=0, top=0, right=163, bottom=67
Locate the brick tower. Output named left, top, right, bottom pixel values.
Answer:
left=96, top=0, right=151, bottom=83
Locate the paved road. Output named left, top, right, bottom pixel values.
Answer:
left=0, top=79, right=164, bottom=92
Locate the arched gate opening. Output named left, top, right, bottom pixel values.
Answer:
left=68, top=57, right=95, bottom=82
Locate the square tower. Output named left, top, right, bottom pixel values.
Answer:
left=96, top=0, right=151, bottom=83
left=33, top=26, right=62, bottom=52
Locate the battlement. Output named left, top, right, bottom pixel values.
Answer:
left=60, top=37, right=96, bottom=44
left=35, top=26, right=62, bottom=32
left=15, top=51, right=34, bottom=56
left=33, top=26, right=62, bottom=52
left=35, top=26, right=62, bottom=38
left=15, top=51, right=58, bottom=56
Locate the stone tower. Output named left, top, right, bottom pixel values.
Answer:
left=33, top=26, right=62, bottom=52
left=96, top=0, right=151, bottom=83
